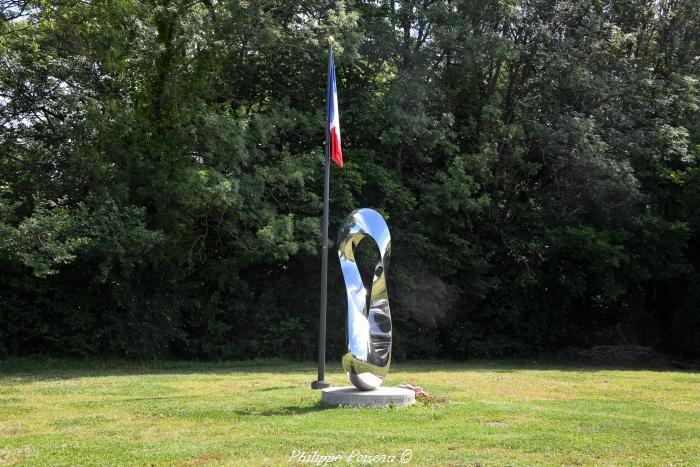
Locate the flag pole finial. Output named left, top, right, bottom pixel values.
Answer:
left=327, top=35, right=335, bottom=45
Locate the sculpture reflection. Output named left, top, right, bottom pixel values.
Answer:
left=338, top=209, right=391, bottom=390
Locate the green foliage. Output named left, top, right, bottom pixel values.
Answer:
left=0, top=197, right=89, bottom=278
left=0, top=0, right=698, bottom=359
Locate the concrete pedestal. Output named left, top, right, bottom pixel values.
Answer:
left=321, top=387, right=415, bottom=408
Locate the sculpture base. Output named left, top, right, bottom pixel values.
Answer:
left=321, top=387, right=415, bottom=408
left=311, top=380, right=332, bottom=390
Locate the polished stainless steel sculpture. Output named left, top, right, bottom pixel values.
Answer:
left=338, top=209, right=392, bottom=390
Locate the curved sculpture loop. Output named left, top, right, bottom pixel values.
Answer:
left=337, top=208, right=391, bottom=391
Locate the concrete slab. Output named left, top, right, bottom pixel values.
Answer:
left=321, top=386, right=415, bottom=408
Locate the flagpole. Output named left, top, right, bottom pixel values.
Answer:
left=311, top=39, right=333, bottom=390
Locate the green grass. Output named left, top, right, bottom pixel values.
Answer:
left=0, top=359, right=698, bottom=466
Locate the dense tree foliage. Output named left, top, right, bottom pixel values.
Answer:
left=1, top=0, right=698, bottom=359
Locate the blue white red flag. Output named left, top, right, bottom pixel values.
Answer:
left=327, top=47, right=343, bottom=168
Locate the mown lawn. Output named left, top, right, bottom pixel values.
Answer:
left=0, top=359, right=698, bottom=466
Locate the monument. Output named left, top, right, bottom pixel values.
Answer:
left=321, top=208, right=415, bottom=407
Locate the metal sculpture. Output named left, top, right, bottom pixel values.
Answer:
left=337, top=208, right=392, bottom=390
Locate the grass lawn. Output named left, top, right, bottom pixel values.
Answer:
left=0, top=359, right=698, bottom=466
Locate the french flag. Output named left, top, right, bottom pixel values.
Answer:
left=327, top=47, right=343, bottom=168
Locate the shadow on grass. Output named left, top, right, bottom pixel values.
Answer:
left=0, top=357, right=313, bottom=383
left=232, top=402, right=332, bottom=417
left=257, top=386, right=299, bottom=392
left=0, top=357, right=696, bottom=384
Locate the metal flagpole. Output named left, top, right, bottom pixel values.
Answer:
left=311, top=41, right=333, bottom=390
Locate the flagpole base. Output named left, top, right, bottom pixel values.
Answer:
left=311, top=380, right=332, bottom=390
